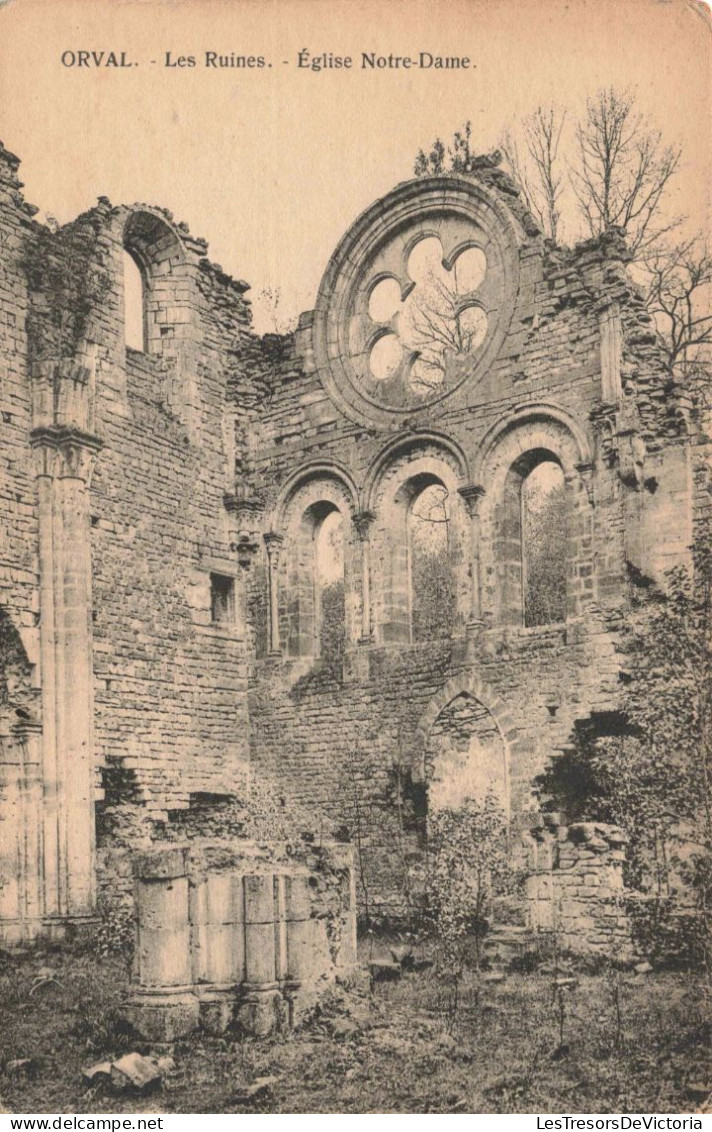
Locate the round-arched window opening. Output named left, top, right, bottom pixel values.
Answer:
left=521, top=459, right=567, bottom=627
left=452, top=246, right=487, bottom=293
left=369, top=333, right=403, bottom=381
left=368, top=277, right=402, bottom=324
left=409, top=481, right=454, bottom=642
left=314, top=506, right=345, bottom=660
left=123, top=248, right=146, bottom=352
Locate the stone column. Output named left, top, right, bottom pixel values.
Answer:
left=238, top=873, right=283, bottom=1035
left=599, top=302, right=623, bottom=405
left=190, top=870, right=245, bottom=1034
left=458, top=484, right=486, bottom=628
left=31, top=426, right=102, bottom=928
left=263, top=533, right=284, bottom=656
left=0, top=718, right=43, bottom=942
left=125, top=848, right=200, bottom=1041
left=353, top=510, right=375, bottom=642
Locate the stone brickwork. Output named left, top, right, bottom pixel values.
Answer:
left=0, top=142, right=708, bottom=954
left=124, top=842, right=356, bottom=1039
left=523, top=819, right=631, bottom=955
left=243, top=170, right=704, bottom=924
left=0, top=143, right=271, bottom=940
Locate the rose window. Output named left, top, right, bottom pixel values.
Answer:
left=366, top=237, right=489, bottom=396
left=312, top=178, right=520, bottom=427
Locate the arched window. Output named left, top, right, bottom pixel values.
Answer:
left=522, top=459, right=567, bottom=626
left=499, top=449, right=567, bottom=627
left=381, top=473, right=457, bottom=644
left=285, top=501, right=345, bottom=660
left=314, top=506, right=345, bottom=660
left=123, top=248, right=146, bottom=352
left=409, top=481, right=454, bottom=642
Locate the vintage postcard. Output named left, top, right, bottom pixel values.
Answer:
left=0, top=0, right=710, bottom=1118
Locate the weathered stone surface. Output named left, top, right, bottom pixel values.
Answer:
left=0, top=142, right=708, bottom=961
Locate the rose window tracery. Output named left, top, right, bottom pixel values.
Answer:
left=312, top=177, right=520, bottom=428
left=366, top=237, right=489, bottom=395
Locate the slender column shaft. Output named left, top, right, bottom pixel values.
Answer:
left=264, top=534, right=283, bottom=655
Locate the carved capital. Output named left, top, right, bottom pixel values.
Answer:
left=224, top=492, right=265, bottom=523
left=352, top=509, right=376, bottom=541
left=31, top=352, right=97, bottom=434
left=263, top=531, right=284, bottom=565
left=616, top=431, right=647, bottom=490
left=458, top=483, right=486, bottom=518
left=574, top=461, right=595, bottom=504
left=31, top=426, right=103, bottom=483
left=235, top=533, right=259, bottom=570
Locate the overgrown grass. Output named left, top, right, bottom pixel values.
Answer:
left=0, top=942, right=709, bottom=1114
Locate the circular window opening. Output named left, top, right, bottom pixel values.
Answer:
left=452, top=246, right=487, bottom=293
left=368, top=277, right=402, bottom=323
left=369, top=333, right=403, bottom=381
left=457, top=305, right=488, bottom=351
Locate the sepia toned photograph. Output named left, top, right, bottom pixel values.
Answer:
left=0, top=0, right=710, bottom=1117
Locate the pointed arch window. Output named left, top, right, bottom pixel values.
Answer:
left=123, top=248, right=146, bottom=352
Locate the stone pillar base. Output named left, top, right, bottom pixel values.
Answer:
left=196, top=987, right=236, bottom=1035
left=123, top=990, right=200, bottom=1042
left=235, top=987, right=286, bottom=1037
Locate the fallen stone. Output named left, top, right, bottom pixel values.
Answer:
left=110, top=1053, right=165, bottom=1093
left=6, top=1059, right=33, bottom=1074
left=329, top=1018, right=359, bottom=1040
left=481, top=971, right=506, bottom=984
left=234, top=1076, right=278, bottom=1102
left=555, top=976, right=579, bottom=989
left=368, top=960, right=401, bottom=982
left=686, top=1083, right=712, bottom=1101
left=82, top=1061, right=113, bottom=1082
left=634, top=961, right=653, bottom=974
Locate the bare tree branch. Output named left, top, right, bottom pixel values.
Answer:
left=569, top=87, right=683, bottom=257
left=641, top=239, right=712, bottom=375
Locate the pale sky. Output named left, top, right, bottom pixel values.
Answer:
left=0, top=0, right=709, bottom=331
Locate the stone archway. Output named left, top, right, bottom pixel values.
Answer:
left=426, top=692, right=508, bottom=812
left=414, top=674, right=514, bottom=816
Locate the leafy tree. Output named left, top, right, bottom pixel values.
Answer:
left=414, top=121, right=474, bottom=176
left=425, top=794, right=518, bottom=975
left=410, top=484, right=454, bottom=641
left=537, top=537, right=712, bottom=963
left=319, top=579, right=345, bottom=661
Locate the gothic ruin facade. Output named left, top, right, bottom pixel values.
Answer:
left=0, top=140, right=708, bottom=964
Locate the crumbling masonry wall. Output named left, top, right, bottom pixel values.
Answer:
left=242, top=169, right=706, bottom=920
left=0, top=142, right=708, bottom=951
left=523, top=819, right=631, bottom=954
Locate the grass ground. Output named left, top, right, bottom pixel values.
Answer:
left=0, top=941, right=709, bottom=1114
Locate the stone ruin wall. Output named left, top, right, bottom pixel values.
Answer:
left=524, top=819, right=631, bottom=955
left=125, top=841, right=356, bottom=1040
left=0, top=140, right=709, bottom=950
left=243, top=171, right=703, bottom=917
